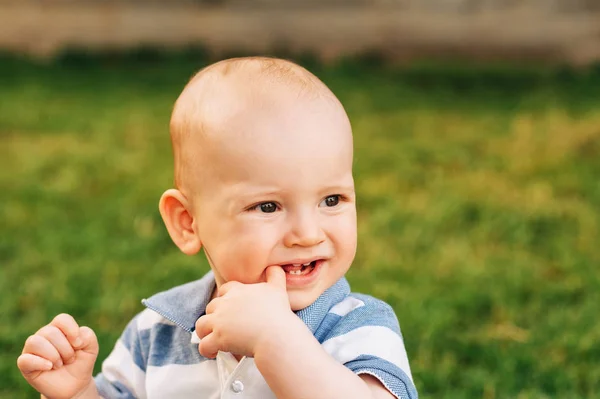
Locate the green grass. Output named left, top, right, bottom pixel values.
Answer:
left=2, top=51, right=600, bottom=398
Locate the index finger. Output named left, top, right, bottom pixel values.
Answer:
left=49, top=314, right=83, bottom=348
left=266, top=266, right=286, bottom=290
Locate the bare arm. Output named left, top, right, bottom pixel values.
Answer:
left=254, top=315, right=395, bottom=399
left=40, top=380, right=100, bottom=399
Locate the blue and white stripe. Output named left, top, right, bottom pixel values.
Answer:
left=94, top=272, right=418, bottom=399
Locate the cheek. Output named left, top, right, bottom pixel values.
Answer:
left=327, top=215, right=357, bottom=278
left=214, top=222, right=281, bottom=283
left=339, top=226, right=358, bottom=264
left=325, top=213, right=357, bottom=260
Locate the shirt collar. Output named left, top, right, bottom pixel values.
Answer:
left=142, top=271, right=350, bottom=334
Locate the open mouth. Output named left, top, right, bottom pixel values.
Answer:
left=281, top=260, right=318, bottom=276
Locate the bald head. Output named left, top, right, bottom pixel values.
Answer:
left=169, top=56, right=350, bottom=196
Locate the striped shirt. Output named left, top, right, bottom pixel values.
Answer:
left=94, top=272, right=418, bottom=399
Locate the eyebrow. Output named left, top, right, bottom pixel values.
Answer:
left=319, top=174, right=356, bottom=195
left=320, top=184, right=355, bottom=193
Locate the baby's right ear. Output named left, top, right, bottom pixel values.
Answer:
left=159, top=189, right=202, bottom=255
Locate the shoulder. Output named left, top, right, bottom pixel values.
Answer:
left=117, top=308, right=179, bottom=355
left=116, top=307, right=205, bottom=368
left=113, top=272, right=216, bottom=356
left=319, top=293, right=418, bottom=399
left=127, top=308, right=177, bottom=334
left=325, top=292, right=402, bottom=338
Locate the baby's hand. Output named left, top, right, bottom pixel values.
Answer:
left=17, top=314, right=99, bottom=399
left=196, top=266, right=297, bottom=358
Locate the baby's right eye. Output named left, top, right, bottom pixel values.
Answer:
left=252, top=202, right=278, bottom=213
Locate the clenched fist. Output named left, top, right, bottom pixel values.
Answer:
left=17, top=313, right=100, bottom=399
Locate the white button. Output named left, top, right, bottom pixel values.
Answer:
left=231, top=380, right=244, bottom=393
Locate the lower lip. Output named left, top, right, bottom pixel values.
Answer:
left=284, top=260, right=324, bottom=287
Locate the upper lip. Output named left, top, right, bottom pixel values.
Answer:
left=276, top=256, right=328, bottom=266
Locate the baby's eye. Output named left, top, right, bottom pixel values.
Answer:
left=320, top=195, right=340, bottom=208
left=253, top=202, right=278, bottom=213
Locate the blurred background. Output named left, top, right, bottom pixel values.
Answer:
left=1, top=1, right=599, bottom=398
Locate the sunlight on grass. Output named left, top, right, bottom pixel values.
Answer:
left=2, top=56, right=599, bottom=398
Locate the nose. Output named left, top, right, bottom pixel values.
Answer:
left=283, top=210, right=326, bottom=248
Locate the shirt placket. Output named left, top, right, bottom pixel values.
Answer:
left=218, top=352, right=251, bottom=398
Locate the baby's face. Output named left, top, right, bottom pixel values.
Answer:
left=190, top=95, right=356, bottom=310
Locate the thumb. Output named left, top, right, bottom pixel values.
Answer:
left=265, top=266, right=286, bottom=290
left=77, top=326, right=99, bottom=357
left=68, top=326, right=99, bottom=381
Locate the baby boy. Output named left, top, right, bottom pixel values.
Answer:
left=18, top=57, right=418, bottom=399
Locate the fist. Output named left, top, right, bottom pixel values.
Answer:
left=17, top=314, right=99, bottom=399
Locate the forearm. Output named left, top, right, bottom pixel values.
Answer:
left=254, top=316, right=374, bottom=399
left=41, top=379, right=101, bottom=399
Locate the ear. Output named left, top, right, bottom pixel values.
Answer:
left=159, top=189, right=202, bottom=255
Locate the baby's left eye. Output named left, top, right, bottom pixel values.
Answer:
left=320, top=195, right=340, bottom=207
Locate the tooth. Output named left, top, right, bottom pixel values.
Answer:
left=302, top=262, right=311, bottom=266
left=292, top=263, right=301, bottom=267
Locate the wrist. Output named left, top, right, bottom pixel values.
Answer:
left=72, top=379, right=99, bottom=399
left=254, top=312, right=310, bottom=359
left=40, top=380, right=98, bottom=399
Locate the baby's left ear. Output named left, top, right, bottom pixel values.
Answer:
left=159, top=189, right=202, bottom=255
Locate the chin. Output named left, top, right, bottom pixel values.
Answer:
left=288, top=291, right=319, bottom=311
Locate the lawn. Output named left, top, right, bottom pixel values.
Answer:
left=1, top=51, right=599, bottom=398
